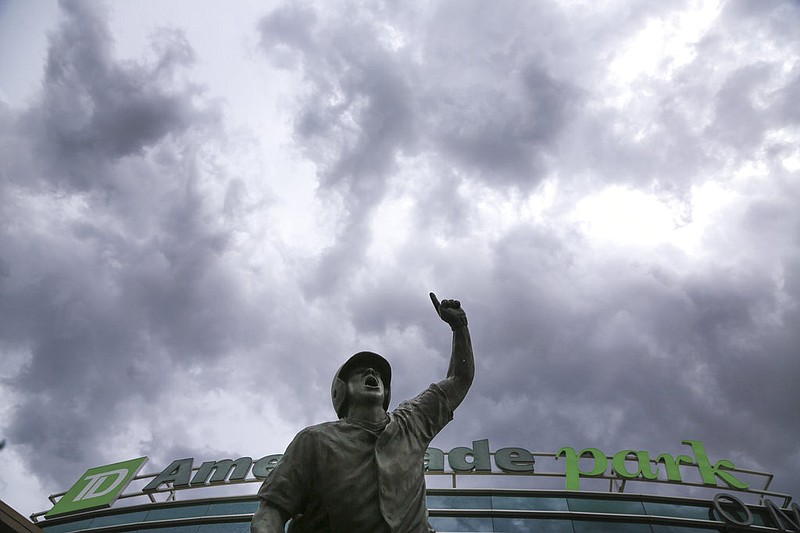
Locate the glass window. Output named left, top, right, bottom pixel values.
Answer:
left=429, top=516, right=494, bottom=531
left=651, top=526, right=718, bottom=532
left=135, top=526, right=199, bottom=533
left=89, top=510, right=149, bottom=527
left=492, top=517, right=575, bottom=532
left=568, top=497, right=647, bottom=515
left=572, top=520, right=652, bottom=532
left=197, top=522, right=251, bottom=532
left=427, top=495, right=492, bottom=509
left=492, top=495, right=569, bottom=511
left=750, top=508, right=772, bottom=527
left=146, top=504, right=210, bottom=521
left=206, top=500, right=259, bottom=516
left=643, top=502, right=713, bottom=521
left=40, top=518, right=94, bottom=532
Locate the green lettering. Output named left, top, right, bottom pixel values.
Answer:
left=557, top=447, right=607, bottom=490
left=656, top=453, right=694, bottom=481
left=683, top=440, right=748, bottom=489
left=612, top=450, right=658, bottom=480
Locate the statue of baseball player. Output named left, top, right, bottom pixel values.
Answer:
left=251, top=293, right=474, bottom=533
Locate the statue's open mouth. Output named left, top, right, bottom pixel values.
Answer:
left=365, top=375, right=379, bottom=388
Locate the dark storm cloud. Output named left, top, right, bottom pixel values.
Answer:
left=259, top=2, right=419, bottom=296
left=470, top=211, right=800, bottom=494
left=433, top=63, right=578, bottom=184
left=3, top=0, right=800, bottom=516
left=256, top=0, right=800, bottom=502
left=708, top=63, right=774, bottom=150
left=257, top=1, right=586, bottom=293
left=0, top=0, right=268, bottom=486
left=260, top=2, right=418, bottom=196
left=20, top=2, right=209, bottom=192
left=454, top=232, right=798, bottom=488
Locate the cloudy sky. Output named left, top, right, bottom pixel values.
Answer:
left=1, top=0, right=799, bottom=518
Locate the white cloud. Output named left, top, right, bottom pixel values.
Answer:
left=573, top=187, right=678, bottom=246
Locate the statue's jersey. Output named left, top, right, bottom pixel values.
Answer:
left=257, top=384, right=454, bottom=533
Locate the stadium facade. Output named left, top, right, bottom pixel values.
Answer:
left=23, top=439, right=800, bottom=532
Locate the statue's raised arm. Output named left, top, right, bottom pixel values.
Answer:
left=430, top=292, right=475, bottom=410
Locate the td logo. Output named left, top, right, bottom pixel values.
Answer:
left=46, top=457, right=148, bottom=518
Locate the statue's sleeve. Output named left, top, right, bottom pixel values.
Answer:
left=393, top=383, right=454, bottom=444
left=256, top=428, right=316, bottom=517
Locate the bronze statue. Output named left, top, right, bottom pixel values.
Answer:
left=251, top=293, right=474, bottom=533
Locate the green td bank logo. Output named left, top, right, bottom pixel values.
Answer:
left=46, top=457, right=148, bottom=518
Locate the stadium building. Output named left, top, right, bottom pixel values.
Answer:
left=12, top=439, right=800, bottom=532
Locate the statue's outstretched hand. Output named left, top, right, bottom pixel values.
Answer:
left=430, top=292, right=468, bottom=330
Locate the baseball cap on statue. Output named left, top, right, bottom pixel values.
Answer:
left=331, top=351, right=392, bottom=418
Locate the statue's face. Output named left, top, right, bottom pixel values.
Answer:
left=345, top=365, right=385, bottom=408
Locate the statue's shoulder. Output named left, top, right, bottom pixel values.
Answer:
left=290, top=420, right=349, bottom=450
left=395, top=383, right=446, bottom=409
left=297, top=419, right=346, bottom=437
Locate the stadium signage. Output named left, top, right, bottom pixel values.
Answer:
left=555, top=439, right=748, bottom=491
left=46, top=457, right=148, bottom=518
left=714, top=493, right=800, bottom=531
left=427, top=439, right=752, bottom=493
left=139, top=439, right=746, bottom=492
left=51, top=440, right=799, bottom=530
